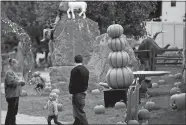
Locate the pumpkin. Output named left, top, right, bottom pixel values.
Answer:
left=128, top=120, right=139, bottom=125
left=94, top=104, right=105, bottom=114
left=158, top=79, right=166, bottom=85
left=57, top=103, right=63, bottom=112
left=20, top=90, right=28, bottom=97
left=107, top=24, right=124, bottom=38
left=108, top=51, right=130, bottom=68
left=117, top=121, right=127, bottom=124
left=91, top=89, right=100, bottom=95
left=151, top=83, right=159, bottom=88
left=145, top=101, right=156, bottom=111
left=170, top=93, right=186, bottom=110
left=51, top=89, right=60, bottom=95
left=168, top=74, right=174, bottom=78
left=106, top=67, right=134, bottom=89
left=174, top=82, right=182, bottom=87
left=115, top=101, right=126, bottom=109
left=170, top=87, right=181, bottom=95
left=108, top=37, right=127, bottom=52
left=174, top=73, right=182, bottom=79
left=138, top=107, right=150, bottom=120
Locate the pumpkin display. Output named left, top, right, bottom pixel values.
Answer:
left=106, top=24, right=133, bottom=89
left=106, top=67, right=134, bottom=89
left=151, top=83, right=159, bottom=88
left=170, top=93, right=186, bottom=110
left=170, top=87, right=181, bottom=95
left=20, top=90, right=28, bottom=97
left=94, top=104, right=105, bottom=114
left=108, top=38, right=127, bottom=52
left=145, top=100, right=156, bottom=111
left=57, top=103, right=63, bottom=112
left=174, top=82, right=182, bottom=87
left=158, top=79, right=166, bottom=85
left=107, top=24, right=124, bottom=38
left=91, top=89, right=100, bottom=95
left=128, top=120, right=139, bottom=125
left=138, top=107, right=150, bottom=120
left=115, top=101, right=126, bottom=109
left=51, top=89, right=60, bottom=95
left=108, top=51, right=130, bottom=68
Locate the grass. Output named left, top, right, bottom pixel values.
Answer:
left=1, top=65, right=186, bottom=124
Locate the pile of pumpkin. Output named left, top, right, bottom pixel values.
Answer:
left=92, top=98, right=158, bottom=125
left=170, top=80, right=185, bottom=111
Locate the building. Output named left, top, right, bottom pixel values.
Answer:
left=161, top=0, right=186, bottom=22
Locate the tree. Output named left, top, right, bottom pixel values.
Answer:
left=2, top=1, right=157, bottom=53
left=86, top=1, right=157, bottom=39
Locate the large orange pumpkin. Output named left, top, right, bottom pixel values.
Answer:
left=106, top=67, right=134, bottom=89
left=138, top=107, right=150, bottom=120
left=107, top=24, right=124, bottom=38
left=108, top=37, right=127, bottom=52
left=170, top=93, right=186, bottom=110
left=108, top=51, right=130, bottom=68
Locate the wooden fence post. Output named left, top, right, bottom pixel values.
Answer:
left=127, top=78, right=140, bottom=123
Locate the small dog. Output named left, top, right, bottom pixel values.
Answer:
left=32, top=74, right=45, bottom=95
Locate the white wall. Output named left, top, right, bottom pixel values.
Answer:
left=161, top=1, right=185, bottom=22
left=145, top=22, right=185, bottom=48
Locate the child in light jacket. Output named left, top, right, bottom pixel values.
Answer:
left=44, top=92, right=63, bottom=125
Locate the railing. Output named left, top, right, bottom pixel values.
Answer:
left=134, top=49, right=183, bottom=70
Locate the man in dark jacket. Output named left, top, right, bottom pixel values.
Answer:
left=69, top=55, right=89, bottom=125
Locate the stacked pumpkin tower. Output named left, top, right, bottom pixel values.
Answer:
left=106, top=24, right=134, bottom=89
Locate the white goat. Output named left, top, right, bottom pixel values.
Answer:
left=59, top=1, right=87, bottom=19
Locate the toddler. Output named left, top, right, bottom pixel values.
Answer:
left=44, top=92, right=63, bottom=125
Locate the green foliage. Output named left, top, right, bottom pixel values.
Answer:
left=86, top=1, right=157, bottom=38
left=1, top=1, right=157, bottom=53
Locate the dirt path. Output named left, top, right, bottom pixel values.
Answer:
left=1, top=110, right=72, bottom=124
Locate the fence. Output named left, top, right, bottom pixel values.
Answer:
left=145, top=21, right=185, bottom=48
left=134, top=49, right=183, bottom=70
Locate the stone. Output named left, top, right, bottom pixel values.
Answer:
left=87, top=33, right=139, bottom=83
left=51, top=14, right=100, bottom=66
left=49, top=66, right=74, bottom=83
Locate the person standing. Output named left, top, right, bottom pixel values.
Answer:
left=4, top=58, right=25, bottom=125
left=44, top=92, right=63, bottom=125
left=69, top=55, right=89, bottom=125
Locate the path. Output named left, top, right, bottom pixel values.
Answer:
left=1, top=70, right=72, bottom=124
left=1, top=111, right=71, bottom=124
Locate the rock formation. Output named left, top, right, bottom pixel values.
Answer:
left=51, top=15, right=100, bottom=66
